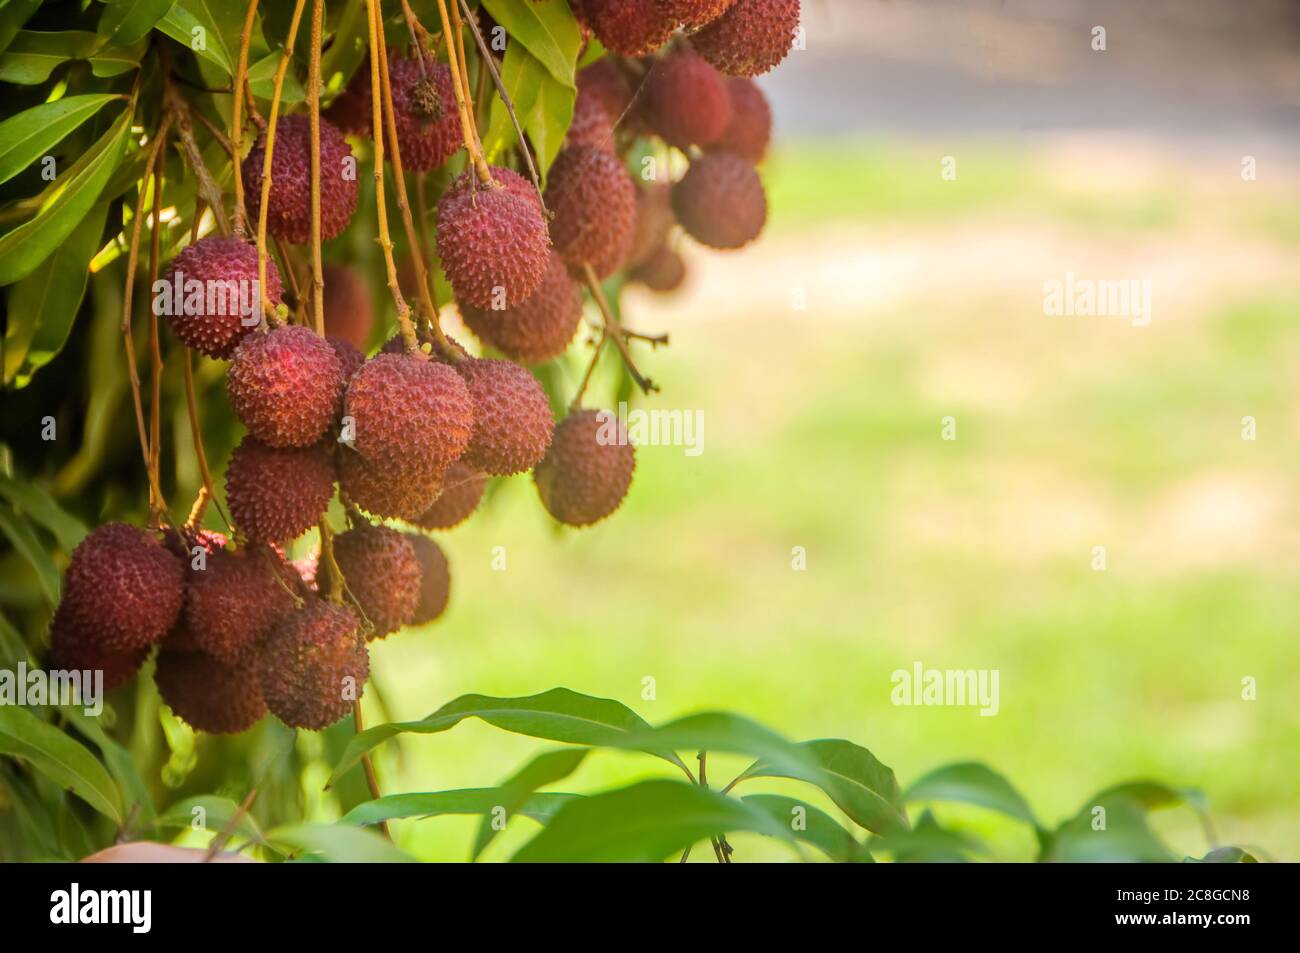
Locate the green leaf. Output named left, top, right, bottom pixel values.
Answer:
left=63, top=707, right=155, bottom=828
left=483, top=42, right=575, bottom=178
left=0, top=31, right=103, bottom=84
left=89, top=35, right=147, bottom=77
left=1086, top=780, right=1213, bottom=844
left=1039, top=790, right=1178, bottom=863
left=511, top=779, right=801, bottom=863
left=472, top=748, right=588, bottom=860
left=0, top=0, right=43, bottom=57
left=1185, top=846, right=1258, bottom=864
left=0, top=95, right=123, bottom=187
left=0, top=705, right=123, bottom=823
left=872, top=808, right=984, bottom=863
left=97, top=0, right=176, bottom=48
left=342, top=789, right=580, bottom=828
left=904, top=761, right=1039, bottom=828
left=0, top=108, right=130, bottom=286
left=4, top=200, right=107, bottom=386
left=157, top=796, right=264, bottom=843
left=268, top=823, right=417, bottom=863
left=157, top=0, right=236, bottom=75
left=481, top=0, right=580, bottom=89
left=329, top=687, right=685, bottom=787
left=0, top=504, right=60, bottom=603
left=741, top=794, right=872, bottom=862
left=734, top=738, right=907, bottom=835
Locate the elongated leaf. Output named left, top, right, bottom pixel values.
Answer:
left=482, top=0, right=580, bottom=88
left=472, top=748, right=588, bottom=860
left=483, top=42, right=575, bottom=178
left=1084, top=780, right=1213, bottom=845
left=269, top=823, right=417, bottom=863
left=157, top=0, right=236, bottom=75
left=0, top=705, right=122, bottom=823
left=735, top=738, right=907, bottom=834
left=872, top=808, right=984, bottom=863
left=342, top=789, right=580, bottom=828
left=0, top=504, right=59, bottom=603
left=157, top=796, right=263, bottom=843
left=0, top=95, right=122, bottom=186
left=741, top=794, right=872, bottom=862
left=63, top=708, right=154, bottom=827
left=0, top=30, right=102, bottom=84
left=329, top=687, right=685, bottom=786
left=1039, top=794, right=1176, bottom=863
left=512, top=779, right=800, bottom=863
left=98, top=0, right=176, bottom=48
left=0, top=108, right=130, bottom=286
left=1185, top=846, right=1258, bottom=864
left=904, top=761, right=1039, bottom=828
left=89, top=35, right=146, bottom=77
left=0, top=0, right=43, bottom=57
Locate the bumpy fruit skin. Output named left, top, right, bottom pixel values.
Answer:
left=225, top=437, right=336, bottom=543
left=672, top=150, right=767, bottom=248
left=332, top=524, right=421, bottom=639
left=178, top=544, right=300, bottom=664
left=642, top=50, right=732, bottom=149
left=460, top=250, right=583, bottom=365
left=631, top=243, right=687, bottom=292
left=455, top=358, right=555, bottom=475
left=411, top=461, right=487, bottom=530
left=710, top=76, right=772, bottom=162
left=345, top=352, right=474, bottom=477
left=227, top=325, right=343, bottom=448
left=578, top=59, right=633, bottom=125
left=692, top=0, right=801, bottom=76
left=162, top=237, right=283, bottom=359
left=627, top=182, right=676, bottom=269
left=338, top=448, right=444, bottom=521
left=331, top=55, right=461, bottom=170
left=328, top=335, right=365, bottom=383
left=49, top=604, right=148, bottom=691
left=323, top=263, right=374, bottom=350
left=668, top=0, right=736, bottom=27
left=437, top=168, right=550, bottom=309
left=261, top=601, right=369, bottom=730
left=242, top=114, right=359, bottom=244
left=407, top=535, right=451, bottom=625
left=60, top=523, right=184, bottom=652
left=567, top=87, right=615, bottom=152
left=155, top=649, right=267, bottom=734
left=534, top=409, right=636, bottom=527
left=578, top=0, right=676, bottom=56
left=544, top=144, right=638, bottom=279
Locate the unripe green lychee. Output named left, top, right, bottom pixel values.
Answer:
left=534, top=409, right=636, bottom=527
left=162, top=236, right=283, bottom=359
left=260, top=600, right=369, bottom=730
left=225, top=437, right=336, bottom=544
left=227, top=325, right=344, bottom=448
left=242, top=114, right=359, bottom=244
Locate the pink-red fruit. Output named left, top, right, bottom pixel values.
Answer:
left=227, top=325, right=343, bottom=448
left=534, top=409, right=636, bottom=527
left=242, top=114, right=359, bottom=244
left=459, top=250, right=583, bottom=366
left=260, top=601, right=369, bottom=730
left=672, top=150, right=767, bottom=249
left=161, top=237, right=283, bottom=359
left=710, top=76, right=772, bottom=163
left=692, top=0, right=801, bottom=77
left=576, top=0, right=676, bottom=56
left=411, top=461, right=487, bottom=530
left=545, top=144, right=638, bottom=279
left=178, top=544, right=300, bottom=664
left=155, top=649, right=267, bottom=734
left=332, top=524, right=421, bottom=639
left=407, top=535, right=451, bottom=625
left=455, top=358, right=555, bottom=475
left=642, top=50, right=733, bottom=149
left=225, top=437, right=336, bottom=543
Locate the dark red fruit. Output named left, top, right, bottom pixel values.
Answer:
left=692, top=0, right=801, bottom=76
left=49, top=604, right=147, bottom=691
left=545, top=144, right=637, bottom=279
left=578, top=0, right=676, bottom=56
left=161, top=237, right=283, bottom=359
left=328, top=335, right=365, bottom=383
left=710, top=76, right=772, bottom=162
left=338, top=448, right=444, bottom=521
left=534, top=409, right=636, bottom=527
left=225, top=437, right=336, bottom=544
left=331, top=54, right=462, bottom=171
left=668, top=0, right=736, bottom=28
left=261, top=600, right=369, bottom=730
left=672, top=149, right=766, bottom=248
left=178, top=544, right=300, bottom=664
left=631, top=243, right=687, bottom=292
left=627, top=182, right=676, bottom=269
left=407, top=535, right=451, bottom=625
left=642, top=50, right=732, bottom=149
left=455, top=357, right=554, bottom=475
left=459, top=250, right=583, bottom=365
left=567, top=86, right=615, bottom=152
left=227, top=325, right=343, bottom=448
left=155, top=648, right=267, bottom=734
left=332, top=524, right=421, bottom=639
left=323, top=263, right=375, bottom=350
left=578, top=59, right=634, bottom=125
left=242, top=114, right=359, bottom=244
left=411, top=461, right=486, bottom=530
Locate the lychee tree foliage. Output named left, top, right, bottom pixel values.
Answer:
left=0, top=1, right=1260, bottom=864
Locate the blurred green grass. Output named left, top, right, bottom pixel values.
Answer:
left=348, top=140, right=1299, bottom=862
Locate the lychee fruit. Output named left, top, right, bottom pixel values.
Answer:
left=242, top=113, right=359, bottom=244
left=49, top=604, right=148, bottom=691
left=59, top=523, right=184, bottom=652
left=227, top=325, right=343, bottom=448
left=323, top=263, right=375, bottom=350
left=567, top=86, right=615, bottom=152
left=459, top=250, right=583, bottom=365
left=338, top=448, right=444, bottom=521
left=162, top=236, right=283, bottom=359
left=155, top=648, right=267, bottom=734
left=578, top=59, right=634, bottom=125
left=407, top=535, right=451, bottom=625
left=178, top=544, right=300, bottom=664
left=344, top=352, right=474, bottom=477
left=411, top=461, right=487, bottom=530
left=710, top=76, right=772, bottom=163
left=668, top=0, right=737, bottom=28
left=534, top=409, right=636, bottom=527
left=325, top=56, right=374, bottom=135
left=381, top=56, right=463, bottom=171
left=631, top=243, right=687, bottom=292
left=627, top=182, right=676, bottom=269
left=692, top=0, right=801, bottom=77
left=454, top=357, right=555, bottom=475
left=642, top=50, right=732, bottom=150
left=578, top=0, right=677, bottom=57
left=672, top=149, right=767, bottom=248
left=260, top=600, right=369, bottom=730
left=225, top=436, right=336, bottom=543
left=332, top=524, right=421, bottom=639
left=436, top=167, right=550, bottom=309
left=544, top=144, right=638, bottom=279
left=328, top=335, right=365, bottom=383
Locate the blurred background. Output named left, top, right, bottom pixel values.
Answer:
left=360, top=0, right=1300, bottom=860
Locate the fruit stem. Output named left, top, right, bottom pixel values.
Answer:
left=147, top=136, right=167, bottom=528
left=431, top=0, right=492, bottom=184
left=568, top=326, right=607, bottom=412
left=581, top=263, right=659, bottom=395
left=163, top=80, right=231, bottom=236
left=307, top=0, right=326, bottom=336
left=353, top=701, right=392, bottom=840
left=231, top=0, right=261, bottom=237
left=319, top=518, right=345, bottom=604
left=182, top=351, right=231, bottom=531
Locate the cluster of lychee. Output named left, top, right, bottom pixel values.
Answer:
left=48, top=0, right=797, bottom=737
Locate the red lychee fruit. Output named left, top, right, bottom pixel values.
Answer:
left=672, top=149, right=766, bottom=248
left=324, top=56, right=374, bottom=135
left=225, top=437, right=336, bottom=544
left=49, top=604, right=148, bottom=691
left=328, top=335, right=366, bottom=383
left=627, top=182, right=676, bottom=269
left=381, top=56, right=463, bottom=171
left=578, top=0, right=676, bottom=56
left=454, top=357, right=555, bottom=475
left=578, top=59, right=634, bottom=126
left=459, top=250, right=583, bottom=365
left=631, top=243, right=687, bottom=292
left=155, top=648, right=267, bottom=734
left=323, top=263, right=375, bottom=350
left=668, top=0, right=737, bottom=28
left=260, top=600, right=369, bottom=730
left=642, top=50, right=732, bottom=150
left=710, top=76, right=772, bottom=162
left=544, top=144, right=638, bottom=279
left=161, top=236, right=283, bottom=359
left=344, top=352, right=474, bottom=477
left=227, top=325, right=343, bottom=448
left=411, top=461, right=487, bottom=530
left=567, top=86, right=616, bottom=152
left=177, top=544, right=300, bottom=664
left=332, top=524, right=421, bottom=639
left=534, top=409, right=636, bottom=527
left=338, top=448, right=444, bottom=522
left=436, top=167, right=550, bottom=309
left=59, top=523, right=184, bottom=652
left=692, top=0, right=801, bottom=77
left=407, top=535, right=451, bottom=625
left=242, top=113, right=359, bottom=244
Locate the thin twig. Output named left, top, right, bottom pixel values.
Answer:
left=432, top=0, right=490, bottom=183
left=568, top=326, right=607, bottom=411
left=582, top=263, right=658, bottom=394
left=182, top=351, right=231, bottom=532
left=231, top=0, right=261, bottom=236
left=308, top=0, right=326, bottom=335
left=147, top=132, right=167, bottom=527
left=204, top=787, right=258, bottom=860
left=353, top=701, right=392, bottom=840
left=164, top=82, right=230, bottom=235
